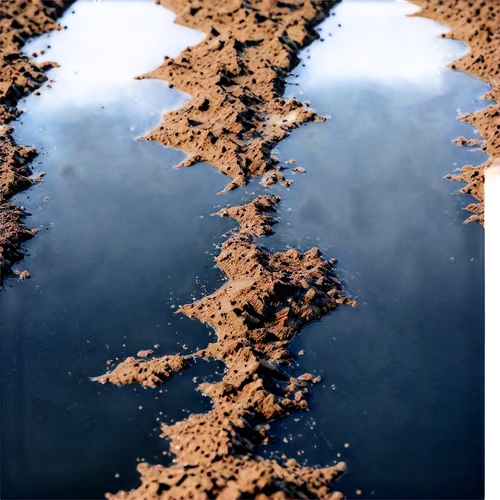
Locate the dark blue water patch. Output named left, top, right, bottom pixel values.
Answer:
left=1, top=356, right=223, bottom=499
left=254, top=3, right=488, bottom=499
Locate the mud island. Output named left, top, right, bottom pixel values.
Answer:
left=93, top=1, right=360, bottom=497
left=138, top=0, right=336, bottom=192
left=0, top=0, right=73, bottom=284
left=412, top=0, right=500, bottom=225
left=97, top=195, right=356, bottom=499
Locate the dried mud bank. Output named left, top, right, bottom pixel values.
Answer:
left=139, top=0, right=337, bottom=192
left=97, top=196, right=356, bottom=499
left=0, top=0, right=73, bottom=284
left=411, top=0, right=500, bottom=225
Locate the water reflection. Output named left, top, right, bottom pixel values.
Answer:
left=1, top=0, right=488, bottom=499
left=257, top=3, right=486, bottom=499
left=2, top=2, right=227, bottom=499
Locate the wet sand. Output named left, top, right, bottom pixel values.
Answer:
left=97, top=1, right=493, bottom=497
left=411, top=0, right=500, bottom=225
left=0, top=0, right=73, bottom=283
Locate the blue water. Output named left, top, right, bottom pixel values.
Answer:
left=1, top=2, right=487, bottom=500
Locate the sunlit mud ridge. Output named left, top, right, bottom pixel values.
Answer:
left=139, top=0, right=337, bottom=192
left=0, top=0, right=73, bottom=284
left=411, top=0, right=500, bottom=226
left=97, top=195, right=356, bottom=499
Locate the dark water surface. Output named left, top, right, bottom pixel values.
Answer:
left=1, top=1, right=486, bottom=499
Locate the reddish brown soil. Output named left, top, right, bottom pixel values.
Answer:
left=0, top=0, right=73, bottom=284
left=411, top=0, right=500, bottom=225
left=97, top=195, right=355, bottom=500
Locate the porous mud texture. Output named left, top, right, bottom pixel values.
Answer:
left=99, top=196, right=356, bottom=500
left=140, top=0, right=337, bottom=192
left=0, top=0, right=73, bottom=284
left=0, top=126, right=39, bottom=281
left=0, top=126, right=37, bottom=200
left=94, top=354, right=190, bottom=388
left=412, top=0, right=500, bottom=225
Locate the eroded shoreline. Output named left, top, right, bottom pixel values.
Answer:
left=411, top=0, right=500, bottom=225
left=0, top=0, right=73, bottom=284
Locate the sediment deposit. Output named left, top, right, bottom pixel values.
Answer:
left=139, top=0, right=336, bottom=192
left=94, top=2, right=362, bottom=494
left=98, top=195, right=356, bottom=499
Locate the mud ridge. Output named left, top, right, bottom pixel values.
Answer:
left=139, top=0, right=337, bottom=193
left=0, top=0, right=74, bottom=284
left=96, top=195, right=356, bottom=499
left=411, top=0, right=500, bottom=226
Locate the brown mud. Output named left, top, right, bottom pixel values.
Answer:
left=0, top=0, right=73, bottom=284
left=411, top=0, right=500, bottom=225
left=93, top=2, right=363, bottom=496
left=97, top=195, right=355, bottom=499
left=138, top=0, right=336, bottom=193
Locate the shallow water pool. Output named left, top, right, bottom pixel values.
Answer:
left=1, top=0, right=487, bottom=499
